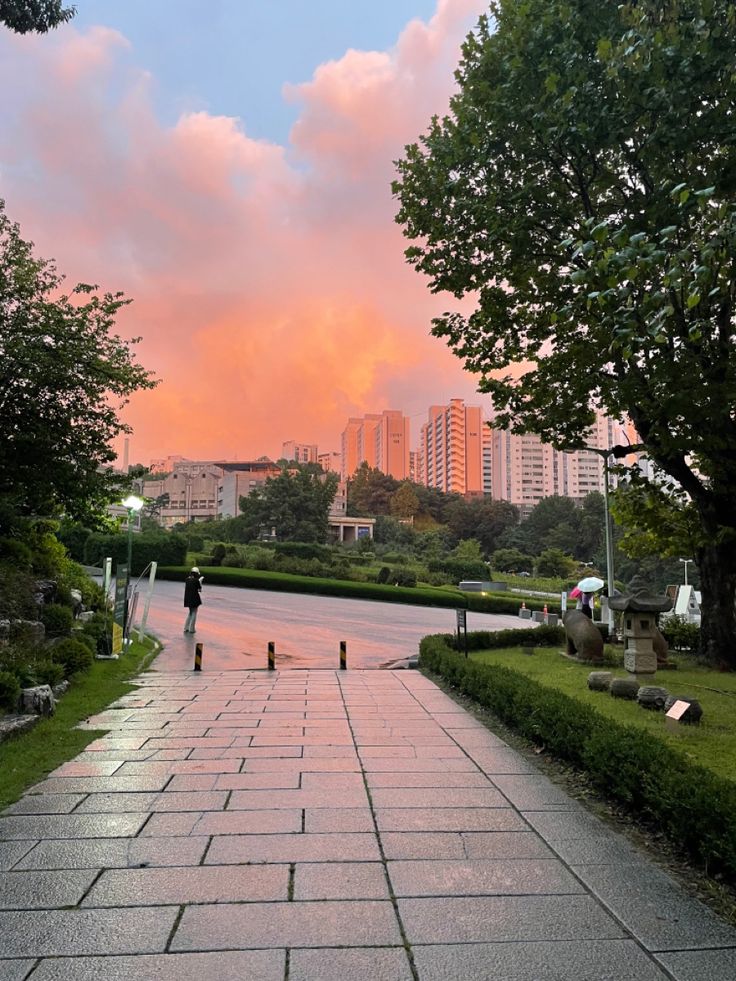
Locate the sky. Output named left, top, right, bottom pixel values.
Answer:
left=0, top=0, right=489, bottom=465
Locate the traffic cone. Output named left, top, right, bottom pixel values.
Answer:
left=543, top=604, right=548, bottom=623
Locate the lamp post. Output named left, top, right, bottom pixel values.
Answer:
left=580, top=445, right=616, bottom=634
left=121, top=494, right=144, bottom=631
left=679, top=558, right=693, bottom=587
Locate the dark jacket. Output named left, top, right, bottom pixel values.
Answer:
left=183, top=574, right=202, bottom=608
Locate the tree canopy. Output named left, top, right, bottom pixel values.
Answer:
left=395, top=0, right=736, bottom=666
left=239, top=465, right=339, bottom=543
left=0, top=0, right=75, bottom=33
left=0, top=202, right=156, bottom=530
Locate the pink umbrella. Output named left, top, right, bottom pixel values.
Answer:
left=569, top=587, right=582, bottom=600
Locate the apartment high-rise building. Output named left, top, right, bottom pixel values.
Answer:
left=341, top=418, right=363, bottom=480
left=419, top=399, right=489, bottom=497
left=282, top=441, right=318, bottom=464
left=340, top=410, right=411, bottom=480
left=490, top=410, right=629, bottom=513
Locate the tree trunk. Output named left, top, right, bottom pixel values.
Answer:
left=695, top=538, right=736, bottom=670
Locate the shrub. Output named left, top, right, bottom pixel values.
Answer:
left=40, top=604, right=73, bottom=638
left=52, top=638, right=94, bottom=677
left=419, top=632, right=736, bottom=883
left=222, top=554, right=245, bottom=568
left=383, top=551, right=409, bottom=565
left=393, top=569, right=417, bottom=588
left=0, top=670, right=20, bottom=711
left=210, top=543, right=227, bottom=566
left=272, top=541, right=333, bottom=562
left=428, top=558, right=489, bottom=581
left=376, top=566, right=392, bottom=584
left=0, top=537, right=33, bottom=569
left=34, top=660, right=65, bottom=687
left=661, top=615, right=700, bottom=653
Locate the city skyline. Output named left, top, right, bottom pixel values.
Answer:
left=0, top=0, right=488, bottom=464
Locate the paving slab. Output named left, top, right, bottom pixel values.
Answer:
left=171, top=899, right=402, bottom=950
left=0, top=960, right=34, bottom=981
left=0, top=906, right=177, bottom=957
left=293, top=861, right=389, bottom=900
left=0, top=840, right=35, bottom=870
left=289, top=947, right=413, bottom=980
left=82, top=863, right=289, bottom=906
left=206, top=831, right=382, bottom=864
left=14, top=835, right=210, bottom=870
left=398, top=895, right=627, bottom=944
left=388, top=858, right=584, bottom=897
left=0, top=869, right=97, bottom=909
left=27, top=950, right=285, bottom=981
left=412, top=939, right=671, bottom=980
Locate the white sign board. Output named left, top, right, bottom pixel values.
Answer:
left=665, top=699, right=691, bottom=721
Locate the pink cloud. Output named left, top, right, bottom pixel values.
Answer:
left=0, top=0, right=488, bottom=464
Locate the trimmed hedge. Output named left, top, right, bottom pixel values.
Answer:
left=158, top=566, right=463, bottom=608
left=419, top=632, right=736, bottom=882
left=158, top=566, right=569, bottom=619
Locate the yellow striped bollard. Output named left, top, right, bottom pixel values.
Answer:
left=194, top=642, right=203, bottom=672
left=268, top=641, right=275, bottom=671
left=339, top=640, right=347, bottom=671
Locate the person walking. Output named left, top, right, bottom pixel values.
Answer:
left=183, top=567, right=202, bottom=633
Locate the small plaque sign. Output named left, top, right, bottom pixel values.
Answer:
left=666, top=699, right=691, bottom=721
left=456, top=609, right=467, bottom=631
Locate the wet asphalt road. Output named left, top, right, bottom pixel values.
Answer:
left=135, top=579, right=527, bottom=672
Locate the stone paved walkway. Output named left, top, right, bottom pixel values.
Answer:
left=1, top=669, right=735, bottom=980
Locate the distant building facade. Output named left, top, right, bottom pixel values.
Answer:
left=281, top=441, right=318, bottom=464
left=340, top=410, right=410, bottom=481
left=318, top=451, right=341, bottom=474
left=418, top=399, right=489, bottom=497
left=490, top=410, right=630, bottom=514
left=142, top=464, right=223, bottom=528
left=216, top=460, right=282, bottom=518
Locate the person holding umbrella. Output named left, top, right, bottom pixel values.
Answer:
left=576, top=575, right=605, bottom=620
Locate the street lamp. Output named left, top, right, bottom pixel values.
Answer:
left=579, top=445, right=616, bottom=634
left=121, top=494, right=144, bottom=631
left=679, top=558, right=693, bottom=587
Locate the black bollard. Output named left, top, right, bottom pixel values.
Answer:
left=339, top=640, right=347, bottom=671
left=268, top=641, right=275, bottom=671
left=194, top=642, right=203, bottom=671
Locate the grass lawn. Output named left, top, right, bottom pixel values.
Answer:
left=469, top=645, right=736, bottom=782
left=0, top=636, right=159, bottom=811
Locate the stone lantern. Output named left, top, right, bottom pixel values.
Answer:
left=609, top=577, right=673, bottom=680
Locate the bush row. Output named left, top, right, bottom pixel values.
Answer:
left=158, top=566, right=463, bottom=608
left=419, top=632, right=736, bottom=883
left=160, top=565, right=565, bottom=618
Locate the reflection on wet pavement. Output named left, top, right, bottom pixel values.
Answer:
left=136, top=580, right=530, bottom=672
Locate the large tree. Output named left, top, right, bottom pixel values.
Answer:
left=0, top=202, right=156, bottom=529
left=395, top=0, right=736, bottom=667
left=239, top=466, right=339, bottom=543
left=0, top=0, right=75, bottom=33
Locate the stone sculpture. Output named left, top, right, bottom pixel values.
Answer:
left=563, top=609, right=604, bottom=663
left=637, top=686, right=669, bottom=710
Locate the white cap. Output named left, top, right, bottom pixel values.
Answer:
left=191, top=566, right=200, bottom=574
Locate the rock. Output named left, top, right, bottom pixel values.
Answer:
left=610, top=678, right=640, bottom=700
left=0, top=715, right=39, bottom=743
left=587, top=671, right=613, bottom=691
left=0, top=619, right=45, bottom=648
left=637, top=686, right=669, bottom=710
left=34, top=580, right=57, bottom=605
left=19, top=685, right=55, bottom=717
left=563, top=610, right=604, bottom=663
left=52, top=680, right=70, bottom=699
left=664, top=695, right=703, bottom=725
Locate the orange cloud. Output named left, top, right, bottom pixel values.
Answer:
left=0, top=0, right=488, bottom=464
